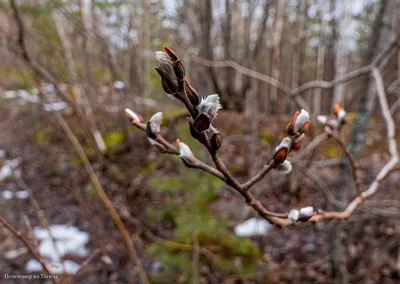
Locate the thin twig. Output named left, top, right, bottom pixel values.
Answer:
left=309, top=68, right=399, bottom=222
left=0, top=216, right=52, bottom=275
left=328, top=130, right=362, bottom=197
left=70, top=245, right=111, bottom=283
left=49, top=106, right=149, bottom=283
left=242, top=161, right=274, bottom=191
left=129, top=120, right=226, bottom=180
left=13, top=172, right=65, bottom=272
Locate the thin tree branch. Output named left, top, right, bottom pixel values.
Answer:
left=128, top=120, right=226, bottom=181
left=242, top=161, right=274, bottom=191
left=48, top=103, right=149, bottom=284
left=328, top=130, right=362, bottom=197
left=0, top=216, right=52, bottom=275
left=13, top=172, right=65, bottom=272
left=309, top=68, right=399, bottom=222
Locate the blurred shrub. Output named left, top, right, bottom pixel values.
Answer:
left=147, top=170, right=260, bottom=281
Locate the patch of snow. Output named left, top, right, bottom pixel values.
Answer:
left=114, top=80, right=125, bottom=89
left=44, top=102, right=68, bottom=112
left=41, top=83, right=55, bottom=95
left=2, top=190, right=14, bottom=200
left=234, top=218, right=272, bottom=237
left=5, top=248, right=27, bottom=259
left=25, top=225, right=89, bottom=274
left=0, top=159, right=20, bottom=181
left=15, top=191, right=30, bottom=199
left=4, top=90, right=39, bottom=104
left=26, top=259, right=81, bottom=274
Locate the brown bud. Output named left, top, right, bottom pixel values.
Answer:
left=286, top=111, right=300, bottom=136
left=185, top=80, right=200, bottom=107
left=187, top=118, right=202, bottom=140
left=210, top=132, right=222, bottom=152
left=155, top=67, right=178, bottom=95
left=298, top=120, right=311, bottom=134
left=193, top=112, right=211, bottom=133
left=164, top=46, right=179, bottom=62
left=272, top=147, right=288, bottom=165
left=333, top=103, right=341, bottom=117
left=291, top=139, right=303, bottom=151
left=174, top=59, right=185, bottom=80
left=146, top=122, right=157, bottom=139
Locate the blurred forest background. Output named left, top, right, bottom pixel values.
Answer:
left=0, top=0, right=400, bottom=283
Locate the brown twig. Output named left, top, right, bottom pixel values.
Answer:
left=309, top=68, right=399, bottom=223
left=49, top=106, right=149, bottom=283
left=13, top=172, right=65, bottom=272
left=129, top=120, right=226, bottom=181
left=70, top=245, right=111, bottom=283
left=242, top=161, right=274, bottom=191
left=327, top=130, right=362, bottom=197
left=0, top=216, right=52, bottom=275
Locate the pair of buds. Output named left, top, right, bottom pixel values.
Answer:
left=288, top=206, right=315, bottom=222
left=124, top=108, right=204, bottom=164
left=271, top=109, right=311, bottom=173
left=155, top=47, right=223, bottom=135
left=317, top=103, right=346, bottom=130
left=155, top=47, right=199, bottom=109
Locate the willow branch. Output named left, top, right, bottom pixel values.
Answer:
left=129, top=120, right=226, bottom=181
left=308, top=68, right=399, bottom=223
left=242, top=161, right=274, bottom=191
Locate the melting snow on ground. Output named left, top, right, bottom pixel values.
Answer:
left=234, top=218, right=272, bottom=237
left=43, top=102, right=68, bottom=112
left=0, top=159, right=20, bottom=181
left=1, top=190, right=29, bottom=200
left=25, top=225, right=89, bottom=274
left=4, top=89, right=40, bottom=104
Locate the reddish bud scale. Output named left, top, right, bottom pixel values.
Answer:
left=174, top=60, right=185, bottom=80
left=291, top=140, right=303, bottom=151
left=211, top=132, right=223, bottom=152
left=163, top=46, right=179, bottom=62
left=333, top=103, right=342, bottom=117
left=184, top=81, right=200, bottom=107
left=272, top=147, right=288, bottom=165
left=298, top=120, right=311, bottom=134
left=193, top=113, right=211, bottom=133
left=188, top=119, right=202, bottom=140
left=286, top=111, right=300, bottom=136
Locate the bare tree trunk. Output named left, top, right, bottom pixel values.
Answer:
left=270, top=0, right=287, bottom=114
left=348, top=0, right=388, bottom=154
left=332, top=1, right=351, bottom=106
left=289, top=0, right=307, bottom=196
left=51, top=10, right=107, bottom=154
left=313, top=1, right=329, bottom=118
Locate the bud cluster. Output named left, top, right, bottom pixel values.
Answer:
left=193, top=94, right=222, bottom=133
left=288, top=206, right=315, bottom=222
left=155, top=46, right=200, bottom=118
left=317, top=103, right=346, bottom=130
left=272, top=109, right=311, bottom=173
